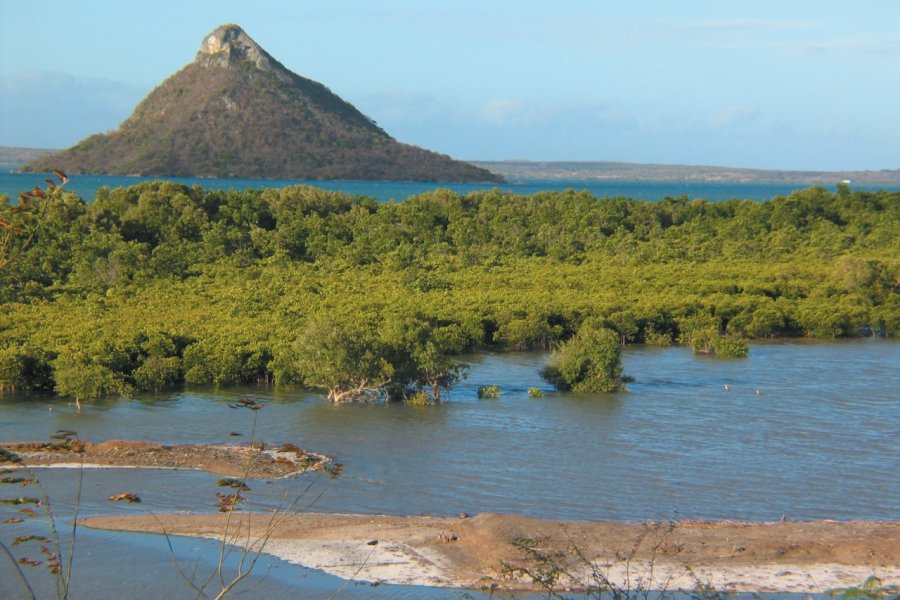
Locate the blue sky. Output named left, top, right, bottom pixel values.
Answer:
left=1, top=0, right=898, bottom=170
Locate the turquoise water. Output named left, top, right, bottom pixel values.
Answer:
left=4, top=170, right=894, bottom=203
left=2, top=341, right=898, bottom=597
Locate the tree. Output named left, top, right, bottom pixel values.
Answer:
left=0, top=171, right=68, bottom=273
left=52, top=348, right=131, bottom=410
left=0, top=346, right=54, bottom=394
left=293, top=317, right=394, bottom=402
left=407, top=341, right=468, bottom=402
left=379, top=311, right=469, bottom=402
left=541, top=321, right=624, bottom=393
left=678, top=313, right=749, bottom=358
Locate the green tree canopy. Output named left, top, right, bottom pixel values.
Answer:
left=541, top=321, right=624, bottom=393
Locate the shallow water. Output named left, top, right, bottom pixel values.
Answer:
left=0, top=524, right=448, bottom=600
left=2, top=339, right=898, bottom=597
left=4, top=339, right=898, bottom=521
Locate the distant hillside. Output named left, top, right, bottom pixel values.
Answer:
left=15, top=142, right=899, bottom=186
left=0, top=147, right=56, bottom=168
left=24, top=24, right=501, bottom=183
left=472, top=161, right=900, bottom=185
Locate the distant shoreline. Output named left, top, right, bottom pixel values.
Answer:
left=2, top=146, right=898, bottom=185
left=471, top=160, right=900, bottom=185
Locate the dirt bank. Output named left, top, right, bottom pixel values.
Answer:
left=81, top=512, right=900, bottom=593
left=0, top=438, right=334, bottom=478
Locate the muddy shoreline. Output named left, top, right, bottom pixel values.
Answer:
left=1, top=438, right=334, bottom=478
left=5, top=439, right=898, bottom=592
left=81, top=512, right=900, bottom=593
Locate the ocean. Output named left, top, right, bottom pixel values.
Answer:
left=4, top=170, right=897, bottom=203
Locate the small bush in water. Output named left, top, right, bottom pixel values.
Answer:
left=406, top=391, right=431, bottom=406
left=478, top=385, right=501, bottom=399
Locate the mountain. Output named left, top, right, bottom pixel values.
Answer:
left=24, top=25, right=501, bottom=183
left=0, top=146, right=56, bottom=168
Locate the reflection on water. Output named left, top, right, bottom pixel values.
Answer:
left=2, top=340, right=899, bottom=597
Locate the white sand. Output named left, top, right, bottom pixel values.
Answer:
left=261, top=538, right=461, bottom=587
left=78, top=511, right=900, bottom=593
left=569, top=561, right=900, bottom=594
left=201, top=535, right=900, bottom=592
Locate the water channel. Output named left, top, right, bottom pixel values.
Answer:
left=2, top=339, right=898, bottom=598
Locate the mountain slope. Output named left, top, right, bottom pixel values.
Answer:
left=25, top=25, right=501, bottom=183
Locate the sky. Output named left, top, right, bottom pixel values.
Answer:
left=1, top=0, right=898, bottom=171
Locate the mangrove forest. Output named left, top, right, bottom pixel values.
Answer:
left=0, top=181, right=897, bottom=401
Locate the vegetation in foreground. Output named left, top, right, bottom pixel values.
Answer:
left=0, top=180, right=897, bottom=401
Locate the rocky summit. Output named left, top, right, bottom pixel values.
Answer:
left=25, top=24, right=501, bottom=182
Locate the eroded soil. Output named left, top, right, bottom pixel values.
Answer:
left=0, top=438, right=333, bottom=478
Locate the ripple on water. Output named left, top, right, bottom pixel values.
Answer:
left=1, top=340, right=898, bottom=523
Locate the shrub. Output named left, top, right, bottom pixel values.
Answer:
left=478, top=384, right=501, bottom=399
left=643, top=329, right=673, bottom=347
left=53, top=349, right=131, bottom=405
left=406, top=390, right=431, bottom=406
left=132, top=355, right=183, bottom=392
left=0, top=345, right=55, bottom=393
left=541, top=322, right=624, bottom=393
left=678, top=316, right=749, bottom=358
left=710, top=334, right=749, bottom=358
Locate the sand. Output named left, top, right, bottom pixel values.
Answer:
left=80, top=512, right=900, bottom=593
left=8, top=439, right=897, bottom=592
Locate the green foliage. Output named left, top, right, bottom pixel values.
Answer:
left=0, top=181, right=897, bottom=399
left=183, top=336, right=267, bottom=387
left=710, top=334, right=749, bottom=358
left=0, top=346, right=55, bottom=393
left=643, top=328, right=674, bottom=347
left=678, top=314, right=749, bottom=358
left=53, top=347, right=131, bottom=401
left=542, top=321, right=624, bottom=393
left=527, top=387, right=544, bottom=398
left=379, top=310, right=470, bottom=401
left=292, top=317, right=394, bottom=402
left=406, top=390, right=432, bottom=407
left=829, top=576, right=900, bottom=600
left=132, top=356, right=182, bottom=392
left=478, top=385, right=501, bottom=399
